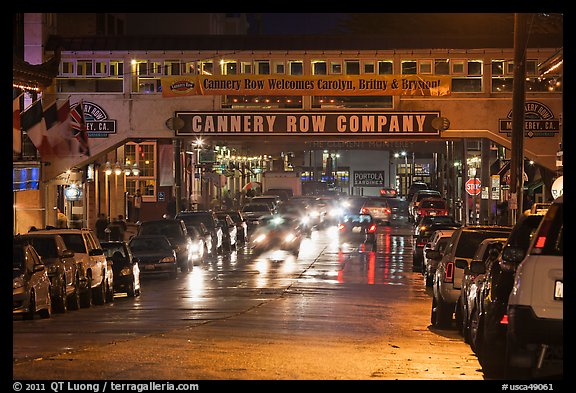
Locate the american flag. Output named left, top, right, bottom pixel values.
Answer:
left=70, top=100, right=90, bottom=156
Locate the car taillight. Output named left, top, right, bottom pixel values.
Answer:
left=338, top=223, right=346, bottom=232
left=439, top=210, right=448, bottom=215
left=367, top=224, right=377, bottom=233
left=361, top=208, right=368, bottom=214
left=417, top=238, right=428, bottom=247
left=384, top=207, right=391, bottom=214
left=444, top=261, right=454, bottom=282
left=500, top=314, right=509, bottom=325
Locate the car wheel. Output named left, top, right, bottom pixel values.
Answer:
left=39, top=289, right=52, bottom=319
left=92, top=276, right=106, bottom=305
left=431, top=293, right=453, bottom=328
left=469, top=306, right=482, bottom=354
left=67, top=276, right=81, bottom=310
left=80, top=276, right=93, bottom=308
left=23, top=292, right=36, bottom=320
left=53, top=277, right=67, bottom=313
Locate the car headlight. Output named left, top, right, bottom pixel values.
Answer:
left=13, top=276, right=24, bottom=289
left=284, top=233, right=296, bottom=242
left=300, top=216, right=309, bottom=225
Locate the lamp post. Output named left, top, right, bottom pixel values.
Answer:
left=401, top=151, right=408, bottom=197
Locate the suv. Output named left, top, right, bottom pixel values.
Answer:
left=431, top=225, right=513, bottom=329
left=175, top=211, right=223, bottom=255
left=423, top=228, right=459, bottom=287
left=31, top=228, right=110, bottom=307
left=413, top=221, right=461, bottom=273
left=15, top=233, right=83, bottom=312
left=469, top=212, right=546, bottom=375
left=506, top=196, right=562, bottom=377
left=360, top=197, right=392, bottom=226
left=137, top=218, right=193, bottom=272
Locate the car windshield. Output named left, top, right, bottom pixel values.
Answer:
left=59, top=233, right=87, bottom=253
left=456, top=230, right=512, bottom=258
left=129, top=237, right=172, bottom=252
left=139, top=222, right=183, bottom=238
left=177, top=214, right=215, bottom=230
left=342, top=214, right=373, bottom=224
left=243, top=204, right=270, bottom=212
left=421, top=199, right=446, bottom=208
left=506, top=215, right=545, bottom=249
left=25, top=237, right=58, bottom=258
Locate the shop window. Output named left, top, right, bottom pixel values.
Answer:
left=330, top=61, right=342, bottom=74
left=378, top=61, right=393, bottom=74
left=109, top=61, right=124, bottom=77
left=492, top=60, right=505, bottom=76
left=77, top=60, right=93, bottom=76
left=345, top=60, right=360, bottom=75
left=164, top=60, right=181, bottom=76
left=95, top=61, right=108, bottom=76
left=61, top=61, right=75, bottom=76
left=434, top=59, right=450, bottom=75
left=401, top=60, right=417, bottom=74
left=451, top=60, right=465, bottom=75
left=183, top=61, right=197, bottom=75
left=125, top=142, right=157, bottom=200
left=312, top=61, right=327, bottom=75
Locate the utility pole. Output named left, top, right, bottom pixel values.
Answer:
left=510, top=13, right=530, bottom=224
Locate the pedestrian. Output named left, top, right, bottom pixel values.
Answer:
left=107, top=215, right=126, bottom=241
left=57, top=209, right=68, bottom=228
left=95, top=213, right=109, bottom=241
left=133, top=189, right=143, bottom=222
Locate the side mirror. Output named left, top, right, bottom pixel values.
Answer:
left=89, top=248, right=104, bottom=256
left=455, top=259, right=468, bottom=270
left=61, top=249, right=75, bottom=258
left=469, top=260, right=486, bottom=275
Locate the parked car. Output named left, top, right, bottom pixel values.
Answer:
left=414, top=196, right=449, bottom=222
left=337, top=213, right=377, bottom=251
left=406, top=181, right=430, bottom=203
left=137, top=218, right=193, bottom=272
left=469, top=212, right=546, bottom=375
left=431, top=225, right=513, bottom=329
left=241, top=203, right=274, bottom=233
left=186, top=222, right=212, bottom=258
left=423, top=228, right=459, bottom=287
left=15, top=233, right=82, bottom=312
left=175, top=211, right=223, bottom=255
left=360, top=197, right=392, bottom=226
left=33, top=228, right=110, bottom=308
left=412, top=221, right=461, bottom=273
left=128, top=235, right=178, bottom=279
left=249, top=195, right=282, bottom=213
left=506, top=195, right=563, bottom=378
left=13, top=241, right=52, bottom=319
left=459, top=237, right=507, bottom=343
left=215, top=212, right=238, bottom=252
left=250, top=214, right=303, bottom=257
left=219, top=210, right=248, bottom=245
left=409, top=189, right=442, bottom=222
left=101, top=241, right=141, bottom=297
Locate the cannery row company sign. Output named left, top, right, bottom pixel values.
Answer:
left=175, top=112, right=441, bottom=137
left=353, top=171, right=386, bottom=187
left=162, top=74, right=451, bottom=97
left=498, top=101, right=560, bottom=138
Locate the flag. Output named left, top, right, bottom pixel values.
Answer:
left=70, top=101, right=90, bottom=156
left=13, top=93, right=23, bottom=154
left=43, top=99, right=71, bottom=149
left=20, top=99, right=45, bottom=149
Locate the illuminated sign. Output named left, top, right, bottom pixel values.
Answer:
left=162, top=74, right=452, bottom=97
left=175, top=112, right=441, bottom=137
left=71, top=101, right=117, bottom=138
left=353, top=171, right=386, bottom=187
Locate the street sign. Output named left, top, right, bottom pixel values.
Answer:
left=465, top=178, right=481, bottom=196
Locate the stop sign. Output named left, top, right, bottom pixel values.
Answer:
left=465, top=178, right=481, bottom=196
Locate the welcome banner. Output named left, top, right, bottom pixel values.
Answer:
left=161, top=74, right=451, bottom=98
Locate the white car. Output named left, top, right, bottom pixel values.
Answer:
left=506, top=195, right=563, bottom=377
left=33, top=228, right=110, bottom=307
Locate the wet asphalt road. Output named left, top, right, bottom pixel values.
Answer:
left=13, top=213, right=487, bottom=381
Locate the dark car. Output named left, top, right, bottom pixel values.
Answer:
left=185, top=222, right=213, bottom=258
left=406, top=181, right=430, bottom=203
left=137, top=219, right=193, bottom=272
left=185, top=225, right=207, bottom=264
left=241, top=203, right=274, bottom=233
left=337, top=213, right=377, bottom=251
left=15, top=233, right=82, bottom=313
left=219, top=210, right=248, bottom=245
left=101, top=241, right=141, bottom=297
left=250, top=214, right=303, bottom=257
left=128, top=235, right=178, bottom=279
left=215, top=212, right=238, bottom=252
left=414, top=197, right=449, bottom=222
left=409, top=189, right=442, bottom=222
left=412, top=221, right=462, bottom=273
left=175, top=211, right=223, bottom=255
left=470, top=212, right=547, bottom=375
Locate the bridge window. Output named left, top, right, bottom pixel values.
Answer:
left=273, top=61, right=285, bottom=74
left=378, top=61, right=393, bottom=74
left=241, top=61, right=252, bottom=74
left=312, top=60, right=327, bottom=75
left=401, top=60, right=417, bottom=74
left=255, top=60, right=270, bottom=75
left=288, top=60, right=303, bottom=75
left=220, top=60, right=237, bottom=75
left=331, top=61, right=342, bottom=74
left=345, top=60, right=360, bottom=75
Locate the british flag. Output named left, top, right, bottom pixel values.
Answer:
left=70, top=100, right=90, bottom=156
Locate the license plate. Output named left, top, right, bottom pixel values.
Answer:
left=554, top=280, right=563, bottom=300
left=352, top=227, right=361, bottom=233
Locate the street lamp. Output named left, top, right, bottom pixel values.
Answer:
left=401, top=151, right=408, bottom=196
